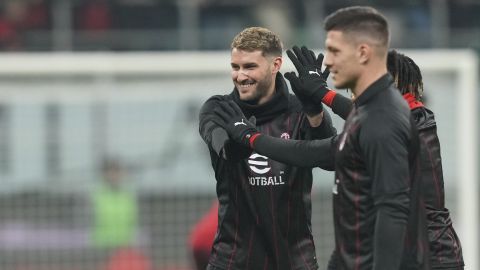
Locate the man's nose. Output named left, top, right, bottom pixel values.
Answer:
left=237, top=69, right=249, bottom=80
left=324, top=53, right=333, bottom=67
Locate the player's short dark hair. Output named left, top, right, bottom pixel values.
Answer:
left=387, top=50, right=424, bottom=100
left=231, top=27, right=283, bottom=57
left=324, top=6, right=389, bottom=48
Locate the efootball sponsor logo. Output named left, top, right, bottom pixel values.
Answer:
left=248, top=153, right=270, bottom=174
left=280, top=132, right=290, bottom=140
left=247, top=153, right=285, bottom=186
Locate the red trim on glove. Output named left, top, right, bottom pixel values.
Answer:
left=249, top=133, right=261, bottom=148
left=322, top=89, right=337, bottom=107
left=403, top=93, right=424, bottom=110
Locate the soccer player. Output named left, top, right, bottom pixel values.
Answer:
left=212, top=6, right=430, bottom=270
left=198, top=27, right=336, bottom=270
left=390, top=51, right=464, bottom=270
left=319, top=50, right=464, bottom=270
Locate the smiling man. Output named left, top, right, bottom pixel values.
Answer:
left=198, top=27, right=336, bottom=270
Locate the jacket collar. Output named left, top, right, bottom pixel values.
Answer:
left=354, top=73, right=394, bottom=107
left=403, top=93, right=424, bottom=110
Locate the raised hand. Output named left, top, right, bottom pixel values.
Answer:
left=287, top=45, right=330, bottom=80
left=212, top=100, right=259, bottom=147
left=285, top=45, right=330, bottom=115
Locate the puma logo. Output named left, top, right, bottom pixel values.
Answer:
left=234, top=119, right=247, bottom=126
left=309, top=70, right=320, bottom=76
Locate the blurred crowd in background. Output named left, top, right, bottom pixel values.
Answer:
left=0, top=0, right=479, bottom=51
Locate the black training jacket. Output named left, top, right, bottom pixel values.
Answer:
left=412, top=106, right=464, bottom=269
left=322, top=91, right=464, bottom=269
left=199, top=73, right=336, bottom=270
left=251, top=74, right=431, bottom=270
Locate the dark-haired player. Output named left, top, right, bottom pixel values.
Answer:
left=319, top=50, right=464, bottom=270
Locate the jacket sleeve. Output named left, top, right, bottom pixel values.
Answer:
left=306, top=108, right=337, bottom=140
left=359, top=113, right=411, bottom=270
left=327, top=249, right=338, bottom=270
left=330, top=94, right=353, bottom=120
left=372, top=193, right=409, bottom=270
left=252, top=134, right=337, bottom=170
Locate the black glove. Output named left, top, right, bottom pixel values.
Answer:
left=213, top=100, right=259, bottom=148
left=285, top=45, right=330, bottom=115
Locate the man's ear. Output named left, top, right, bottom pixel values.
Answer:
left=357, top=43, right=371, bottom=65
left=272, top=56, right=283, bottom=73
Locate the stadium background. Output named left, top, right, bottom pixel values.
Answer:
left=0, top=1, right=478, bottom=270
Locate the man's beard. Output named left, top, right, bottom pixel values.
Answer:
left=239, top=75, right=272, bottom=105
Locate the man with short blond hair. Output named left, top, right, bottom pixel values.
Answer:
left=199, top=26, right=335, bottom=270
